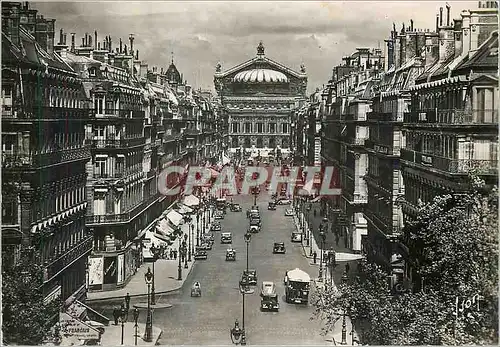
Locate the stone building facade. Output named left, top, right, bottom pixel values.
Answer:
left=214, top=42, right=307, bottom=161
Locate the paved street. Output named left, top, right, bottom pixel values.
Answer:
left=151, top=192, right=330, bottom=345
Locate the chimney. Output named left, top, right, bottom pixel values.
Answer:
left=124, top=44, right=128, bottom=55
left=63, top=33, right=67, bottom=45
left=98, top=42, right=101, bottom=50
left=71, top=32, right=75, bottom=52
left=438, top=25, right=455, bottom=62
left=119, top=38, right=123, bottom=53
left=461, top=10, right=472, bottom=56
left=424, top=32, right=439, bottom=70
left=109, top=36, right=112, bottom=51
left=59, top=28, right=63, bottom=45
left=85, top=32, right=89, bottom=46
left=453, top=18, right=463, bottom=58
left=439, top=7, right=443, bottom=27
left=94, top=30, right=98, bottom=49
left=405, top=32, right=418, bottom=62
left=136, top=49, right=139, bottom=60
left=410, top=19, right=414, bottom=32
left=436, top=14, right=439, bottom=31
left=161, top=67, right=164, bottom=74
left=88, top=35, right=92, bottom=48
left=82, top=37, right=85, bottom=47
left=129, top=34, right=134, bottom=52
left=446, top=3, right=451, bottom=26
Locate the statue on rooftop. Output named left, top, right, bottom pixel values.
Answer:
left=300, top=63, right=306, bottom=73
left=215, top=61, right=222, bottom=73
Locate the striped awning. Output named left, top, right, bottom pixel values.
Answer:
left=409, top=75, right=468, bottom=92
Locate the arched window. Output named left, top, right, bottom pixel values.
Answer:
left=232, top=137, right=239, bottom=148
left=269, top=138, right=276, bottom=148
left=256, top=137, right=263, bottom=148
left=244, top=137, right=251, bottom=148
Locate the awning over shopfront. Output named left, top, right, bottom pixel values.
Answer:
left=335, top=252, right=366, bottom=262
left=182, top=195, right=200, bottom=207
left=145, top=229, right=169, bottom=247
left=177, top=203, right=194, bottom=214
left=155, top=218, right=176, bottom=242
left=166, top=210, right=184, bottom=227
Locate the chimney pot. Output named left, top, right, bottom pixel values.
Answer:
left=446, top=4, right=451, bottom=26
left=439, top=7, right=443, bottom=27
left=82, top=37, right=85, bottom=46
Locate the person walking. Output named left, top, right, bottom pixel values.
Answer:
left=112, top=307, right=120, bottom=325
left=124, top=293, right=130, bottom=310
left=313, top=251, right=317, bottom=264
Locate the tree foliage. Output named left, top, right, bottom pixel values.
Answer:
left=2, top=250, right=61, bottom=345
left=313, top=176, right=498, bottom=345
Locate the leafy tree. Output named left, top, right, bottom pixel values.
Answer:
left=2, top=248, right=61, bottom=345
left=313, top=176, right=498, bottom=345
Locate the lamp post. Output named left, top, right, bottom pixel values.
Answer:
left=253, top=185, right=258, bottom=206
left=196, top=212, right=200, bottom=247
left=177, top=240, right=183, bottom=280
left=306, top=203, right=311, bottom=248
left=119, top=305, right=126, bottom=345
left=341, top=271, right=348, bottom=345
left=133, top=308, right=139, bottom=346
left=184, top=216, right=192, bottom=262
left=183, top=236, right=188, bottom=269
left=244, top=232, right=251, bottom=272
left=230, top=319, right=245, bottom=345
left=149, top=245, right=160, bottom=305
left=144, top=268, right=153, bottom=342
left=190, top=223, right=195, bottom=260
left=319, top=230, right=326, bottom=282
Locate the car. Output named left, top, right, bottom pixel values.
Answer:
left=230, top=204, right=242, bottom=212
left=211, top=223, right=221, bottom=232
left=242, top=269, right=258, bottom=285
left=200, top=242, right=212, bottom=250
left=226, top=248, right=236, bottom=261
left=215, top=212, right=224, bottom=220
left=273, top=242, right=286, bottom=254
left=276, top=198, right=291, bottom=205
left=221, top=232, right=232, bottom=244
left=260, top=281, right=279, bottom=311
left=284, top=209, right=294, bottom=216
left=268, top=202, right=276, bottom=210
left=291, top=232, right=302, bottom=243
left=194, top=249, right=208, bottom=260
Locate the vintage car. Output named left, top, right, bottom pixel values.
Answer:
left=202, top=232, right=214, bottom=243
left=273, top=242, right=286, bottom=254
left=284, top=268, right=311, bottom=304
left=268, top=202, right=276, bottom=210
left=211, top=223, right=222, bottom=232
left=221, top=232, right=232, bottom=244
left=242, top=269, right=258, bottom=285
left=276, top=198, right=292, bottom=205
left=200, top=242, right=212, bottom=250
left=291, top=231, right=302, bottom=243
left=249, top=220, right=261, bottom=233
left=260, top=281, right=279, bottom=311
left=215, top=212, right=224, bottom=220
left=191, top=282, right=202, bottom=297
left=194, top=249, right=208, bottom=260
left=284, top=209, right=294, bottom=216
left=226, top=248, right=236, bottom=261
left=230, top=204, right=242, bottom=212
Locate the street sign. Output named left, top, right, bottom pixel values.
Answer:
left=60, top=312, right=100, bottom=340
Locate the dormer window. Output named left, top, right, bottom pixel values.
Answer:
left=89, top=68, right=96, bottom=77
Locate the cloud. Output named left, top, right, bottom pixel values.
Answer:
left=30, top=0, right=479, bottom=93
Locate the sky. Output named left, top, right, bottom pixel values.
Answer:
left=32, top=1, right=479, bottom=94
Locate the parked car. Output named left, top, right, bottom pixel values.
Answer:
left=260, top=281, right=279, bottom=311
left=276, top=198, right=291, bottom=205
left=211, top=223, right=222, bottom=232
left=200, top=242, right=212, bottom=250
left=268, top=202, right=276, bottom=210
left=215, top=212, right=224, bottom=220
left=273, top=242, right=286, bottom=254
left=226, top=248, right=236, bottom=261
left=284, top=209, right=294, bottom=216
left=194, top=249, right=208, bottom=260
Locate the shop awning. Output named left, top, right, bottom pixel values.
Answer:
left=166, top=210, right=184, bottom=227
left=156, top=218, right=175, bottom=237
left=177, top=203, right=194, bottom=214
left=182, top=195, right=200, bottom=207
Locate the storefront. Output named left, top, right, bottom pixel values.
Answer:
left=87, top=243, right=134, bottom=291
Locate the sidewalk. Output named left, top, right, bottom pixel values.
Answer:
left=100, top=322, right=162, bottom=346
left=87, top=214, right=212, bottom=303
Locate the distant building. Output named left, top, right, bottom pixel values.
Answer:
left=214, top=42, right=307, bottom=162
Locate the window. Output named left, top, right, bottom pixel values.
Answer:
left=256, top=123, right=263, bottom=133
left=282, top=123, right=289, bottom=134
left=268, top=123, right=276, bottom=134
left=256, top=138, right=263, bottom=148
left=231, top=123, right=239, bottom=133
left=95, top=160, right=106, bottom=177
left=2, top=200, right=17, bottom=224
left=93, top=196, right=105, bottom=215
left=2, top=134, right=15, bottom=153
left=245, top=123, right=252, bottom=133
left=3, top=86, right=12, bottom=97
left=94, top=97, right=104, bottom=114
left=93, top=126, right=104, bottom=138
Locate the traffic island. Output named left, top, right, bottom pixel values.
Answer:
left=133, top=302, right=173, bottom=309
left=100, top=321, right=162, bottom=346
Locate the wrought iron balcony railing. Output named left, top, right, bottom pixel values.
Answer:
left=86, top=194, right=158, bottom=225
left=44, top=236, right=93, bottom=283
left=88, top=137, right=145, bottom=148
left=404, top=109, right=498, bottom=124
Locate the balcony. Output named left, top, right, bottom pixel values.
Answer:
left=401, top=149, right=498, bottom=175
left=344, top=137, right=366, bottom=146
left=367, top=112, right=400, bottom=122
left=89, top=137, right=145, bottom=149
left=44, top=235, right=93, bottom=283
left=86, top=194, right=158, bottom=225
left=91, top=109, right=145, bottom=119
left=94, top=171, right=126, bottom=179
left=3, top=146, right=91, bottom=169
left=404, top=109, right=498, bottom=125
left=13, top=106, right=92, bottom=120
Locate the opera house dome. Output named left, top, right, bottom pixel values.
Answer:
left=233, top=68, right=288, bottom=83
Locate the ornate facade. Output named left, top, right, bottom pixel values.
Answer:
left=214, top=42, right=307, bottom=160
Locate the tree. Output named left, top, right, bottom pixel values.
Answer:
left=313, top=176, right=498, bottom=345
left=2, top=248, right=61, bottom=345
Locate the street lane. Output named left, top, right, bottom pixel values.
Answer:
left=154, top=192, right=329, bottom=345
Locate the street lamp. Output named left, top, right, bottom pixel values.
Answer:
left=184, top=216, right=192, bottom=262
left=143, top=268, right=153, bottom=342
left=183, top=236, right=188, bottom=269
left=177, top=238, right=183, bottom=280
left=244, top=232, right=251, bottom=272
left=190, top=223, right=195, bottom=260
left=318, top=230, right=326, bottom=282
left=341, top=271, right=348, bottom=345
left=133, top=308, right=139, bottom=346
left=149, top=244, right=161, bottom=305
left=196, top=211, right=201, bottom=247
left=306, top=203, right=311, bottom=248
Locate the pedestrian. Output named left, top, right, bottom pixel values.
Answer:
left=112, top=307, right=119, bottom=325
left=174, top=249, right=177, bottom=260
left=170, top=249, right=174, bottom=259
left=313, top=251, right=317, bottom=264
left=124, top=293, right=130, bottom=310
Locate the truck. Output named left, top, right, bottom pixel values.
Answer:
left=284, top=268, right=311, bottom=304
